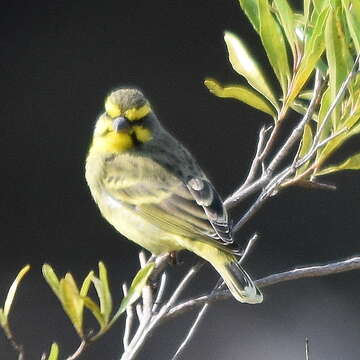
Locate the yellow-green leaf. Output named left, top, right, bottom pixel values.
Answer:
left=42, top=264, right=60, bottom=299
left=317, top=153, right=360, bottom=175
left=46, top=343, right=59, bottom=360
left=109, top=262, right=155, bottom=327
left=4, top=265, right=30, bottom=318
left=343, top=0, right=360, bottom=54
left=204, top=78, right=276, bottom=117
left=80, top=271, right=94, bottom=298
left=285, top=6, right=329, bottom=108
left=0, top=309, right=6, bottom=327
left=91, top=276, right=111, bottom=325
left=325, top=6, right=353, bottom=129
left=238, top=0, right=260, bottom=32
left=59, top=274, right=83, bottom=338
left=83, top=296, right=106, bottom=329
left=290, top=101, right=318, bottom=121
left=299, top=90, right=313, bottom=101
left=313, top=0, right=329, bottom=13
left=296, top=123, right=313, bottom=175
left=316, top=88, right=332, bottom=141
left=258, top=0, right=291, bottom=95
left=273, top=0, right=299, bottom=60
left=224, top=31, right=278, bottom=110
left=98, top=262, right=112, bottom=323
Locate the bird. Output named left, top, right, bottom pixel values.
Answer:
left=85, top=88, right=262, bottom=304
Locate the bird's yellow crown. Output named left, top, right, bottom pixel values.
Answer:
left=89, top=88, right=153, bottom=154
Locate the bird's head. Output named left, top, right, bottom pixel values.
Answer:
left=90, top=88, right=155, bottom=154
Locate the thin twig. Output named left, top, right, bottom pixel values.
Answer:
left=152, top=272, right=167, bottom=313
left=259, top=121, right=280, bottom=160
left=225, top=70, right=325, bottom=210
left=267, top=70, right=324, bottom=174
left=138, top=252, right=154, bottom=322
left=122, top=283, right=134, bottom=350
left=135, top=304, right=143, bottom=322
left=312, top=53, right=360, bottom=147
left=121, top=261, right=205, bottom=360
left=166, top=256, right=360, bottom=319
left=305, top=338, right=310, bottom=360
left=65, top=340, right=87, bottom=360
left=241, top=126, right=268, bottom=189
left=170, top=234, right=259, bottom=360
left=239, top=233, right=259, bottom=265
left=170, top=303, right=210, bottom=360
left=3, top=326, right=25, bottom=360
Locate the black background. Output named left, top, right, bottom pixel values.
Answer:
left=2, top=1, right=360, bottom=359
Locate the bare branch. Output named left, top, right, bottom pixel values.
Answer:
left=2, top=325, right=25, bottom=360
left=166, top=256, right=360, bottom=319
left=305, top=338, right=310, bottom=360
left=240, top=126, right=268, bottom=189
left=239, top=233, right=259, bottom=265
left=225, top=70, right=325, bottom=211
left=170, top=303, right=210, bottom=360
left=122, top=283, right=134, bottom=350
left=267, top=70, right=325, bottom=174
left=312, top=53, right=360, bottom=147
left=65, top=340, right=87, bottom=360
left=152, top=272, right=168, bottom=313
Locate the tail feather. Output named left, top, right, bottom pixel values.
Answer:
left=178, top=238, right=263, bottom=304
left=220, top=259, right=263, bottom=304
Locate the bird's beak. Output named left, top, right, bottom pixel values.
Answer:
left=113, top=116, right=131, bottom=133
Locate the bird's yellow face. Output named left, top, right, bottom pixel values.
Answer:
left=90, top=88, right=153, bottom=154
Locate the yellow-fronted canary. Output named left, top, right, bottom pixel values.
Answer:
left=85, top=88, right=262, bottom=304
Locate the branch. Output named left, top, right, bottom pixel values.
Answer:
left=225, top=70, right=325, bottom=210
left=166, top=256, right=360, bottom=319
left=65, top=340, right=87, bottom=360
left=169, top=234, right=259, bottom=359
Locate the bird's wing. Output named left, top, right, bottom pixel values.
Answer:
left=102, top=153, right=233, bottom=247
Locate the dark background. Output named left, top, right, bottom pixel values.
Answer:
left=2, top=0, right=360, bottom=359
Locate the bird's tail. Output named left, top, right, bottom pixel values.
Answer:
left=187, top=242, right=262, bottom=304
left=215, top=255, right=263, bottom=304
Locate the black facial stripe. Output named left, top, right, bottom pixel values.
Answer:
left=130, top=131, right=140, bottom=146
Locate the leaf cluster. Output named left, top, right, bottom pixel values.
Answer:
left=0, top=263, right=154, bottom=360
left=206, top=0, right=360, bottom=179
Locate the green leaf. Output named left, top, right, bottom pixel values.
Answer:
left=204, top=78, right=276, bottom=117
left=83, top=296, right=106, bottom=329
left=316, top=88, right=332, bottom=141
left=59, top=274, right=84, bottom=338
left=47, top=343, right=59, bottom=360
left=42, top=264, right=61, bottom=299
left=224, top=31, right=279, bottom=110
left=285, top=6, right=329, bottom=108
left=109, top=262, right=155, bottom=327
left=304, top=0, right=311, bottom=25
left=0, top=309, right=7, bottom=327
left=317, top=153, right=360, bottom=175
left=298, top=90, right=313, bottom=101
left=343, top=0, right=360, bottom=54
left=325, top=6, right=353, bottom=129
left=91, top=276, right=111, bottom=325
left=238, top=0, right=260, bottom=32
left=296, top=123, right=313, bottom=175
left=4, top=265, right=30, bottom=318
left=98, top=262, right=112, bottom=323
left=258, top=0, right=291, bottom=95
left=313, top=0, right=329, bottom=13
left=290, top=101, right=318, bottom=121
left=273, top=0, right=299, bottom=60
left=80, top=271, right=94, bottom=298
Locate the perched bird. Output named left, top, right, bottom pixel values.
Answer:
left=85, top=88, right=262, bottom=304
